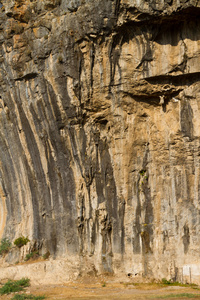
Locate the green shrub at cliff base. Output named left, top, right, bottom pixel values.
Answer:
left=42, top=251, right=50, bottom=260
left=0, top=238, right=11, bottom=255
left=14, top=236, right=30, bottom=248
left=0, top=278, right=30, bottom=295
left=24, top=251, right=39, bottom=261
left=11, top=294, right=45, bottom=300
left=161, top=278, right=198, bottom=288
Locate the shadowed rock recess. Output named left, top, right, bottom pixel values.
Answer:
left=1, top=0, right=200, bottom=283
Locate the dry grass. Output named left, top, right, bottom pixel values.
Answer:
left=122, top=281, right=199, bottom=291
left=123, top=282, right=165, bottom=290
left=0, top=279, right=199, bottom=300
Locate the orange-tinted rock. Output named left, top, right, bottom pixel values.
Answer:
left=0, top=0, right=200, bottom=284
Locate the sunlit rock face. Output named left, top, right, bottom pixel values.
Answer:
left=1, top=0, right=200, bottom=283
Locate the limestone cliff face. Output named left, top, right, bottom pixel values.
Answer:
left=1, top=0, right=200, bottom=282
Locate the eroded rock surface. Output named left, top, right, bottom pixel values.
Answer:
left=1, top=0, right=200, bottom=283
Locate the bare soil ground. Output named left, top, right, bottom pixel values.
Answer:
left=1, top=277, right=200, bottom=300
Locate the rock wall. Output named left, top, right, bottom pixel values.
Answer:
left=1, top=0, right=200, bottom=283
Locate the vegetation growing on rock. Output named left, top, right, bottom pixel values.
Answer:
left=0, top=238, right=11, bottom=255
left=14, top=237, right=30, bottom=248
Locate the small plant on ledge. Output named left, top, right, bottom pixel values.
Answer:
left=0, top=238, right=12, bottom=255
left=14, top=236, right=30, bottom=248
left=42, top=251, right=50, bottom=260
left=24, top=251, right=39, bottom=262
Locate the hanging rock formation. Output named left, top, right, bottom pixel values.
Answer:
left=1, top=0, right=200, bottom=283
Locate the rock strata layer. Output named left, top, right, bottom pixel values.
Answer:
left=1, top=0, right=200, bottom=283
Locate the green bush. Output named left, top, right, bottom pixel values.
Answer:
left=24, top=251, right=39, bottom=261
left=0, top=238, right=11, bottom=255
left=161, top=278, right=172, bottom=285
left=0, top=278, right=30, bottom=295
left=11, top=294, right=45, bottom=300
left=161, top=278, right=198, bottom=288
left=14, top=236, right=30, bottom=248
left=42, top=251, right=50, bottom=260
